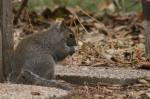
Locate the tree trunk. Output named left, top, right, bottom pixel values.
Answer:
left=0, top=2, right=3, bottom=81
left=0, top=0, right=13, bottom=81
left=142, top=0, right=150, bottom=59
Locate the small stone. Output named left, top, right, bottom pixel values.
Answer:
left=138, top=79, right=149, bottom=84
left=31, top=91, right=40, bottom=96
left=94, top=94, right=104, bottom=98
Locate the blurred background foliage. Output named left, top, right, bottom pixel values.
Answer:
left=26, top=0, right=142, bottom=12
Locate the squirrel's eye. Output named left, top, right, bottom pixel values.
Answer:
left=69, top=34, right=73, bottom=38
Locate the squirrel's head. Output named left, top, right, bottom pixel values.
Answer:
left=55, top=19, right=77, bottom=47
left=49, top=19, right=77, bottom=60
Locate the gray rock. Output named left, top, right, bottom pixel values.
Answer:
left=56, top=65, right=150, bottom=85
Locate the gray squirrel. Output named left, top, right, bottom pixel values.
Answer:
left=8, top=19, right=76, bottom=90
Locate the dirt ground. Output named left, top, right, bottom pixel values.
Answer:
left=68, top=81, right=150, bottom=99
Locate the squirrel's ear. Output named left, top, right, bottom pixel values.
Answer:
left=56, top=18, right=65, bottom=29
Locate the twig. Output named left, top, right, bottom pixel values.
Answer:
left=77, top=7, right=100, bottom=23
left=69, top=8, right=112, bottom=61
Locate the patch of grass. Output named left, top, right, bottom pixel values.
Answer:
left=27, top=0, right=142, bottom=12
left=119, top=0, right=142, bottom=12
left=27, top=0, right=100, bottom=12
left=27, top=0, right=55, bottom=11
